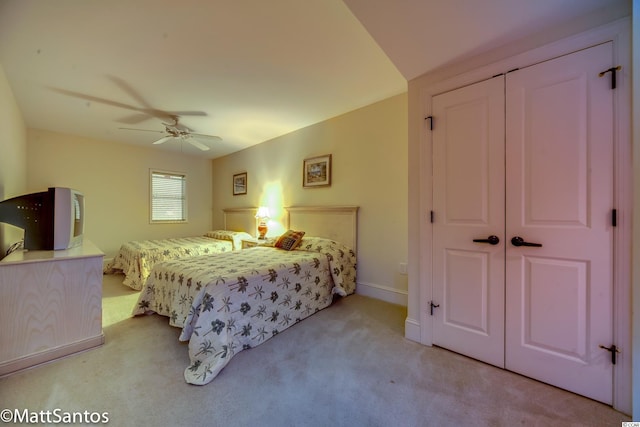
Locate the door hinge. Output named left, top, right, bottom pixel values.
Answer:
left=598, top=66, right=621, bottom=89
left=612, top=209, right=617, bottom=227
left=599, top=344, right=620, bottom=365
left=430, top=210, right=434, bottom=223
left=429, top=300, right=440, bottom=316
left=425, top=116, right=433, bottom=131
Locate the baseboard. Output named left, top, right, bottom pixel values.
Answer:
left=404, top=317, right=421, bottom=343
left=0, top=334, right=104, bottom=378
left=356, top=281, right=407, bottom=306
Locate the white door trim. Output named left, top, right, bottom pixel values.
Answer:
left=408, top=17, right=631, bottom=414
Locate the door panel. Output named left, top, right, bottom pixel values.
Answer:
left=443, top=249, right=490, bottom=334
left=524, top=77, right=588, bottom=226
left=523, top=256, right=589, bottom=360
left=505, top=42, right=613, bottom=404
left=442, top=99, right=492, bottom=225
left=432, top=76, right=505, bottom=368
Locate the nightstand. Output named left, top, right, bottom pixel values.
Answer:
left=241, top=238, right=260, bottom=249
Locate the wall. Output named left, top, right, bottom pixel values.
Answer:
left=27, top=130, right=213, bottom=258
left=211, top=93, right=408, bottom=305
left=0, top=63, right=27, bottom=258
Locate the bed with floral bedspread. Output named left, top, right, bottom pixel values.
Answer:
left=132, top=236, right=356, bottom=385
left=104, top=230, right=253, bottom=290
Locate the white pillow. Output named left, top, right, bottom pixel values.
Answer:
left=205, top=230, right=254, bottom=250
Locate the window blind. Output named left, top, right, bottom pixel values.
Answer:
left=150, top=171, right=187, bottom=222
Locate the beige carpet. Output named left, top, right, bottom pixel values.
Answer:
left=0, top=273, right=630, bottom=426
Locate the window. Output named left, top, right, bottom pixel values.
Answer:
left=150, top=170, right=187, bottom=223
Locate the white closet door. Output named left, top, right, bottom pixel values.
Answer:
left=431, top=42, right=615, bottom=404
left=504, top=42, right=614, bottom=404
left=432, top=76, right=506, bottom=368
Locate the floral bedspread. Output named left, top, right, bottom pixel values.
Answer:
left=133, top=237, right=356, bottom=385
left=104, top=237, right=234, bottom=290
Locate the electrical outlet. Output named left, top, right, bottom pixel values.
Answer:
left=399, top=262, right=408, bottom=275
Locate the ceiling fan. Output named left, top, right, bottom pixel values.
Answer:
left=50, top=75, right=209, bottom=125
left=120, top=116, right=222, bottom=151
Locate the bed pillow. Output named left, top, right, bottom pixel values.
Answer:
left=274, top=230, right=306, bottom=251
left=205, top=230, right=254, bottom=250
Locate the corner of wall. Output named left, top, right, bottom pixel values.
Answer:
left=0, top=62, right=28, bottom=257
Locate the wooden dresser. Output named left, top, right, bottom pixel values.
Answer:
left=0, top=240, right=104, bottom=376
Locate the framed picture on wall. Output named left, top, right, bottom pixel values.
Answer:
left=233, top=172, right=247, bottom=195
left=303, top=154, right=331, bottom=188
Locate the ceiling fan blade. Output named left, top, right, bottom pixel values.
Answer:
left=49, top=87, right=142, bottom=111
left=107, top=76, right=208, bottom=119
left=166, top=110, right=209, bottom=118
left=153, top=136, right=174, bottom=145
left=187, top=138, right=211, bottom=151
left=190, top=132, right=222, bottom=142
left=51, top=82, right=206, bottom=124
left=108, top=75, right=153, bottom=109
left=119, top=127, right=165, bottom=134
left=117, top=113, right=156, bottom=125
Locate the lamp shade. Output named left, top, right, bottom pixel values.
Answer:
left=255, top=207, right=270, bottom=219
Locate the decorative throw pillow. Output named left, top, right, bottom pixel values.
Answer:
left=274, top=230, right=306, bottom=251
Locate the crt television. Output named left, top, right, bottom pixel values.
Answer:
left=0, top=187, right=84, bottom=251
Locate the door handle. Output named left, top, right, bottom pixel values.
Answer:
left=510, top=236, right=542, bottom=247
left=472, top=235, right=500, bottom=245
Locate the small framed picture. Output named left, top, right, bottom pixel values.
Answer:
left=233, top=172, right=247, bottom=195
left=303, top=154, right=332, bottom=188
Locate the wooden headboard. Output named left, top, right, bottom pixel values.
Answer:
left=223, top=208, right=258, bottom=234
left=287, top=206, right=359, bottom=252
left=223, top=206, right=359, bottom=251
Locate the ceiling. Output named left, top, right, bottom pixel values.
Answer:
left=343, top=0, right=629, bottom=81
left=0, top=0, right=629, bottom=159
